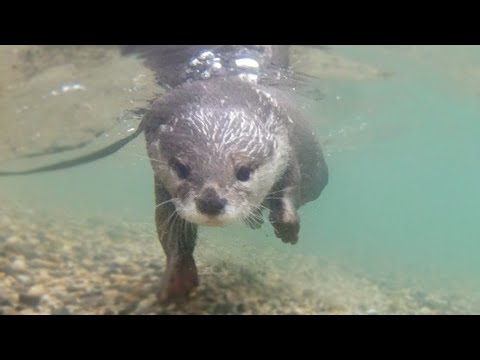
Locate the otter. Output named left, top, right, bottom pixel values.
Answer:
left=0, top=46, right=328, bottom=303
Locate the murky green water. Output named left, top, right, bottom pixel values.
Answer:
left=1, top=45, right=479, bottom=314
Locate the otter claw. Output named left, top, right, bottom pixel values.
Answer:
left=269, top=207, right=300, bottom=244
left=273, top=221, right=299, bottom=244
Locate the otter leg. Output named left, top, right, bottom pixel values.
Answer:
left=268, top=166, right=301, bottom=245
left=269, top=193, right=300, bottom=245
left=154, top=179, right=198, bottom=304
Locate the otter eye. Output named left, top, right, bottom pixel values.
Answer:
left=171, top=160, right=190, bottom=180
left=236, top=166, right=252, bottom=182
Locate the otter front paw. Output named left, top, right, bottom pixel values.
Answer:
left=157, top=256, right=199, bottom=304
left=269, top=210, right=300, bottom=245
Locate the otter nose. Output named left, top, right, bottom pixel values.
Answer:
left=195, top=188, right=228, bottom=216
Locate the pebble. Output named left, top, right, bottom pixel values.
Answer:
left=0, top=295, right=12, bottom=306
left=16, top=275, right=32, bottom=284
left=136, top=295, right=157, bottom=312
left=6, top=236, right=21, bottom=244
left=27, top=285, right=47, bottom=297
left=236, top=303, right=246, bottom=313
left=51, top=307, right=72, bottom=315
left=11, top=257, right=27, bottom=272
left=19, top=293, right=42, bottom=307
left=118, top=303, right=138, bottom=315
left=19, top=309, right=39, bottom=315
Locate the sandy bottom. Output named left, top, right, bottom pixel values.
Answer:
left=0, top=202, right=473, bottom=315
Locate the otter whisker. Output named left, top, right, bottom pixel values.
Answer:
left=161, top=208, right=178, bottom=238
left=155, top=198, right=176, bottom=209
left=244, top=216, right=253, bottom=228
left=171, top=213, right=181, bottom=239
left=247, top=215, right=262, bottom=228
left=250, top=211, right=264, bottom=221
left=254, top=203, right=270, bottom=213
left=245, top=200, right=270, bottom=214
left=267, top=185, right=297, bottom=196
left=137, top=155, right=168, bottom=164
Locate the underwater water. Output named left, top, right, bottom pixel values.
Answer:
left=1, top=45, right=479, bottom=314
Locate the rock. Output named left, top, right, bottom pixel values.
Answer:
left=27, top=237, right=40, bottom=246
left=0, top=295, right=12, bottom=306
left=19, top=293, right=42, bottom=307
left=19, top=309, right=39, bottom=315
left=136, top=295, right=157, bottom=312
left=119, top=303, right=138, bottom=315
left=418, top=306, right=433, bottom=315
left=27, top=284, right=46, bottom=297
left=51, top=307, right=71, bottom=315
left=302, top=289, right=315, bottom=298
left=104, top=289, right=120, bottom=302
left=121, top=265, right=138, bottom=276
left=11, top=257, right=26, bottom=272
left=236, top=303, right=246, bottom=313
left=36, top=232, right=48, bottom=241
left=16, top=275, right=32, bottom=284
left=213, top=303, right=235, bottom=315
left=6, top=236, right=21, bottom=244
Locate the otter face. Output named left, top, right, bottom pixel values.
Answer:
left=146, top=104, right=290, bottom=227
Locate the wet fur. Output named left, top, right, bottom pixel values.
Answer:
left=144, top=76, right=328, bottom=303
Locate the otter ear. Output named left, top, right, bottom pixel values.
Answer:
left=142, top=103, right=171, bottom=144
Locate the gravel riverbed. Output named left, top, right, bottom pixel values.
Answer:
left=0, top=204, right=475, bottom=315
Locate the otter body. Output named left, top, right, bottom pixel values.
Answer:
left=136, top=46, right=328, bottom=302
left=0, top=46, right=328, bottom=303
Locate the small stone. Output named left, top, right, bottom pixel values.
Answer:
left=236, top=303, right=246, bottom=313
left=30, top=259, right=55, bottom=269
left=113, top=256, right=129, bottom=266
left=19, top=293, right=42, bottom=307
left=104, top=289, right=120, bottom=301
left=213, top=303, right=235, bottom=315
left=11, top=257, right=26, bottom=272
left=121, top=265, right=138, bottom=276
left=367, top=308, right=378, bottom=315
left=27, top=237, right=40, bottom=246
left=418, top=306, right=433, bottom=315
left=36, top=232, right=47, bottom=241
left=19, top=309, right=39, bottom=315
left=302, top=289, right=315, bottom=298
left=51, top=307, right=71, bottom=315
left=16, top=275, right=32, bottom=284
left=136, top=295, right=157, bottom=312
left=6, top=236, right=21, bottom=244
left=27, top=284, right=46, bottom=297
left=0, top=296, right=12, bottom=306
left=119, top=303, right=138, bottom=315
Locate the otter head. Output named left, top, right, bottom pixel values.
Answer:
left=144, top=80, right=291, bottom=227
